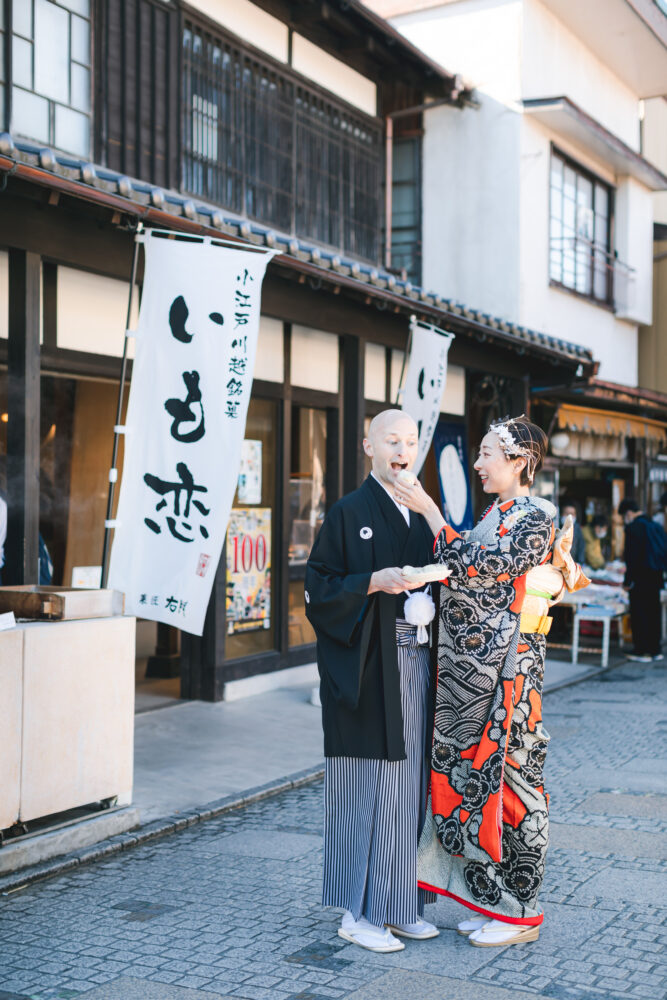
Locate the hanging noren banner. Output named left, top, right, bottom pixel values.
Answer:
left=108, top=232, right=277, bottom=636
left=399, top=316, right=455, bottom=475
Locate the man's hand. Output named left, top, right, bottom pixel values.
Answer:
left=368, top=567, right=423, bottom=595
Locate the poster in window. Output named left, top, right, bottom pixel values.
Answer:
left=237, top=439, right=262, bottom=504
left=226, top=507, right=271, bottom=633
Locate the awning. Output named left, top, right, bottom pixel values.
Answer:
left=523, top=97, right=667, bottom=191
left=557, top=403, right=667, bottom=443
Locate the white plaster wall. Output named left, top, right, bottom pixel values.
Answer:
left=422, top=96, right=522, bottom=320
left=441, top=364, right=466, bottom=415
left=518, top=120, right=639, bottom=385
left=291, top=35, right=377, bottom=116
left=365, top=342, right=387, bottom=401
left=58, top=267, right=139, bottom=358
left=254, top=315, right=284, bottom=383
left=391, top=0, right=523, bottom=106
left=642, top=97, right=667, bottom=225
left=522, top=0, right=641, bottom=150
left=615, top=177, right=654, bottom=326
left=185, top=0, right=289, bottom=63
left=290, top=326, right=339, bottom=393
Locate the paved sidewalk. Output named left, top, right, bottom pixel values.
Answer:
left=0, top=660, right=665, bottom=1000
left=132, top=653, right=616, bottom=825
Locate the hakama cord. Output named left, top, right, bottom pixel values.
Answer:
left=417, top=497, right=556, bottom=925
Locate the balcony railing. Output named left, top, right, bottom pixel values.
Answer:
left=181, top=17, right=383, bottom=262
left=549, top=235, right=636, bottom=314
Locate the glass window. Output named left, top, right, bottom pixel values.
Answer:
left=182, top=16, right=383, bottom=261
left=13, top=2, right=33, bottom=37
left=70, top=62, right=90, bottom=113
left=390, top=137, right=422, bottom=284
left=288, top=406, right=327, bottom=648
left=55, top=104, right=89, bottom=156
left=549, top=149, right=613, bottom=304
left=34, top=0, right=69, bottom=103
left=71, top=13, right=90, bottom=64
left=225, top=398, right=278, bottom=660
left=12, top=35, right=33, bottom=90
left=12, top=86, right=50, bottom=143
left=11, top=0, right=91, bottom=156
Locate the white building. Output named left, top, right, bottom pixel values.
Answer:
left=366, top=0, right=667, bottom=389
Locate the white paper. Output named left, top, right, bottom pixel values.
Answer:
left=108, top=234, right=276, bottom=635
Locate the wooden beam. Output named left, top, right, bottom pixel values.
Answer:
left=341, top=335, right=365, bottom=494
left=6, top=250, right=41, bottom=585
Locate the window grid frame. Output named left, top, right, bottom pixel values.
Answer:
left=549, top=144, right=614, bottom=308
left=8, top=0, right=92, bottom=157
left=181, top=13, right=383, bottom=264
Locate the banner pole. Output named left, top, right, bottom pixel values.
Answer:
left=100, top=223, right=144, bottom=588
left=395, top=314, right=416, bottom=405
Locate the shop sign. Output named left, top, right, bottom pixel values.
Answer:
left=108, top=232, right=276, bottom=635
left=400, top=317, right=455, bottom=475
left=226, top=507, right=271, bottom=633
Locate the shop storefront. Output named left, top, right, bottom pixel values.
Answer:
left=0, top=154, right=594, bottom=701
left=532, top=385, right=667, bottom=558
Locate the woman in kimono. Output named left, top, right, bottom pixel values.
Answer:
left=394, top=416, right=586, bottom=947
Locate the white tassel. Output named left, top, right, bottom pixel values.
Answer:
left=403, top=588, right=436, bottom=644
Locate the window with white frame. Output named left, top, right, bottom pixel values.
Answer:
left=549, top=149, right=613, bottom=305
left=10, top=0, right=91, bottom=157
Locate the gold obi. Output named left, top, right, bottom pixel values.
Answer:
left=519, top=610, right=553, bottom=635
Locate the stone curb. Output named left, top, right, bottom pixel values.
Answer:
left=543, top=658, right=625, bottom=695
left=0, top=763, right=325, bottom=895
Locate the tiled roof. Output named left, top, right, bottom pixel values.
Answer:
left=0, top=133, right=594, bottom=369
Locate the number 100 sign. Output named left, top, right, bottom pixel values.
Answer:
left=226, top=507, right=272, bottom=633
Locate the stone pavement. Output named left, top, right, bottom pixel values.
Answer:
left=132, top=653, right=614, bottom=824
left=1, top=661, right=665, bottom=1000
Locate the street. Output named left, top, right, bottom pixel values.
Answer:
left=1, top=662, right=666, bottom=1000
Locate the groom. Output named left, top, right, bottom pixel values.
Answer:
left=305, top=409, right=441, bottom=953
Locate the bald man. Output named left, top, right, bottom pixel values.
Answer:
left=305, top=410, right=439, bottom=952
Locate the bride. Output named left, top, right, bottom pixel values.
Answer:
left=394, top=415, right=587, bottom=947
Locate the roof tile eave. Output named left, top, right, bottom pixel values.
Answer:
left=0, top=133, right=594, bottom=369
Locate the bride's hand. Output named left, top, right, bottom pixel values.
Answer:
left=394, top=477, right=437, bottom=516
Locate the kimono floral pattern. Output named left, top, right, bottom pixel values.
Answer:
left=417, top=496, right=556, bottom=924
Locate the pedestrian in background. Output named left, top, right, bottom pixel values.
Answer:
left=582, top=514, right=609, bottom=570
left=560, top=499, right=586, bottom=565
left=653, top=490, right=667, bottom=530
left=618, top=498, right=666, bottom=663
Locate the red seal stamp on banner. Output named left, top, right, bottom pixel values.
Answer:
left=196, top=553, right=211, bottom=577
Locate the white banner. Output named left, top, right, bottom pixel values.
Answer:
left=400, top=317, right=455, bottom=475
left=108, top=233, right=276, bottom=635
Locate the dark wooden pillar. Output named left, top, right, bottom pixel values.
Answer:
left=180, top=554, right=226, bottom=701
left=341, top=335, right=365, bottom=494
left=146, top=624, right=181, bottom=678
left=6, top=250, right=41, bottom=585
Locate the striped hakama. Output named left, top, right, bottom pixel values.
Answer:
left=322, top=621, right=436, bottom=926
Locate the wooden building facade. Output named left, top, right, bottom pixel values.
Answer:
left=0, top=0, right=594, bottom=700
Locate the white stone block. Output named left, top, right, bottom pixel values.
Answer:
left=0, top=630, right=23, bottom=829
left=20, top=617, right=135, bottom=822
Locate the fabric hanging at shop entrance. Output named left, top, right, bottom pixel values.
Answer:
left=398, top=315, right=454, bottom=475
left=107, top=229, right=277, bottom=635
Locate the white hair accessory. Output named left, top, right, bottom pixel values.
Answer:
left=488, top=415, right=540, bottom=484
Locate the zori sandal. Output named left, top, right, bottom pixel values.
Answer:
left=468, top=919, right=540, bottom=947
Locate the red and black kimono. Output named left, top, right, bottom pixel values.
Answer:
left=417, top=495, right=557, bottom=926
